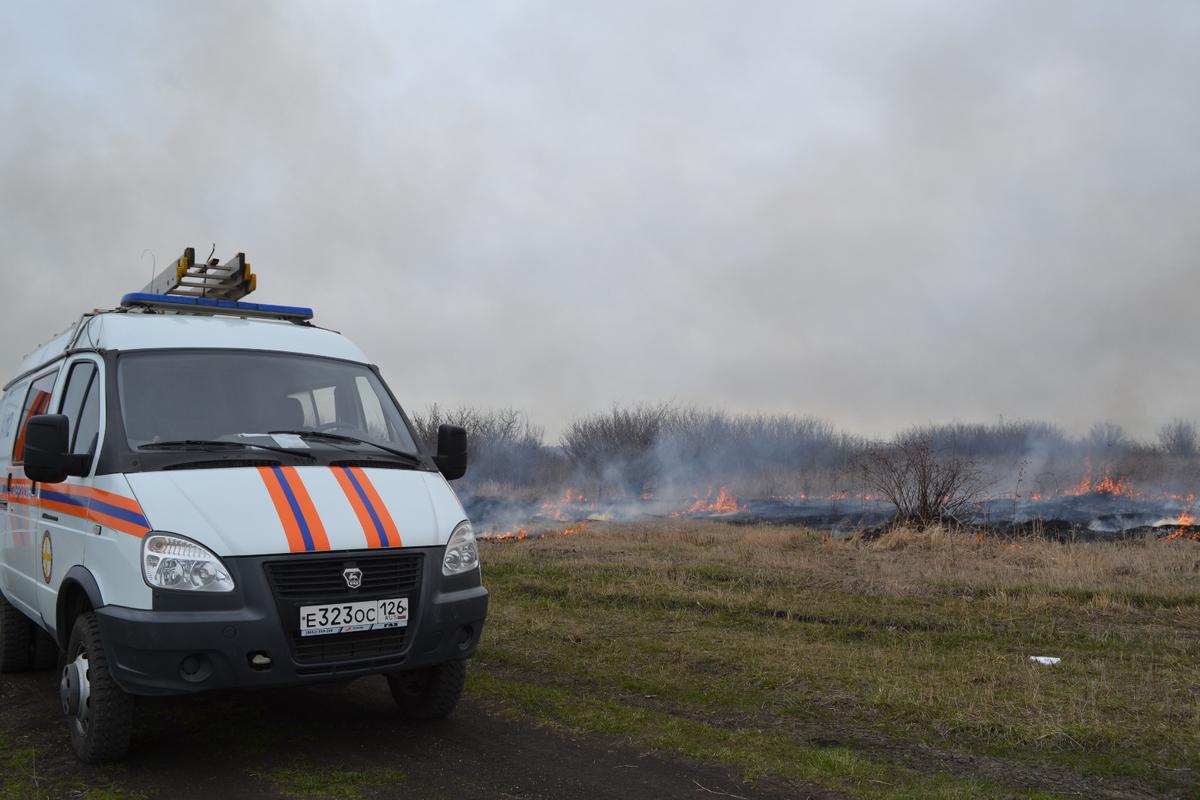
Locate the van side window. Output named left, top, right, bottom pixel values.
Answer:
left=62, top=363, right=101, bottom=458
left=12, top=372, right=58, bottom=464
left=59, top=362, right=96, bottom=443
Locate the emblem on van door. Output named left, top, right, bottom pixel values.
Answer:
left=41, top=531, right=53, bottom=584
left=343, top=568, right=363, bottom=589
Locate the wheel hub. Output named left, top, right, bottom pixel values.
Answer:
left=60, top=653, right=90, bottom=727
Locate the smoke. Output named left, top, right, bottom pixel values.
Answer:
left=428, top=402, right=1200, bottom=538
left=2, top=2, right=1200, bottom=443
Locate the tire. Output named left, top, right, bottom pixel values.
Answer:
left=0, top=594, right=34, bottom=673
left=387, top=660, right=467, bottom=721
left=63, top=613, right=134, bottom=763
left=32, top=626, right=60, bottom=671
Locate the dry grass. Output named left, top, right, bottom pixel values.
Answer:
left=472, top=520, right=1200, bottom=799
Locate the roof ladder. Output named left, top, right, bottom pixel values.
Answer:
left=121, top=247, right=313, bottom=322
left=142, top=247, right=257, bottom=301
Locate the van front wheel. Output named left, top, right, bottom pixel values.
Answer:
left=0, top=594, right=33, bottom=673
left=387, top=660, right=466, bottom=721
left=62, top=613, right=134, bottom=763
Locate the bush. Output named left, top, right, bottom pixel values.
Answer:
left=409, top=405, right=563, bottom=487
left=1084, top=422, right=1127, bottom=454
left=1157, top=419, right=1197, bottom=457
left=560, top=404, right=673, bottom=495
left=861, top=428, right=988, bottom=527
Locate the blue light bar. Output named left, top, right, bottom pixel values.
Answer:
left=120, top=292, right=313, bottom=322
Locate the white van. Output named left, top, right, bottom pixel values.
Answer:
left=0, top=263, right=486, bottom=763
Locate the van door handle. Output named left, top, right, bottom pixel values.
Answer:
left=41, top=512, right=58, bottom=522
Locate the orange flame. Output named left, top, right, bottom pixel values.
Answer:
left=1067, top=459, right=1134, bottom=497
left=539, top=488, right=592, bottom=520
left=672, top=486, right=743, bottom=516
left=480, top=526, right=530, bottom=542
left=479, top=521, right=591, bottom=543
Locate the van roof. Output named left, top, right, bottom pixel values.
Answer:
left=8, top=311, right=369, bottom=389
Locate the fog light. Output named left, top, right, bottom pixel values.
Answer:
left=179, top=653, right=212, bottom=682
left=456, top=625, right=475, bottom=651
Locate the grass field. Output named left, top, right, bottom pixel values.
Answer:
left=469, top=521, right=1200, bottom=799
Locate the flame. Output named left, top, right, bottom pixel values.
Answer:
left=672, top=486, right=743, bottom=516
left=479, top=521, right=591, bottom=543
left=1162, top=527, right=1200, bottom=542
left=480, top=526, right=529, bottom=542
left=1067, top=459, right=1134, bottom=497
left=539, top=487, right=592, bottom=520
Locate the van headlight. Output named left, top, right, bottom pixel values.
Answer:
left=442, top=521, right=479, bottom=576
left=142, top=532, right=235, bottom=592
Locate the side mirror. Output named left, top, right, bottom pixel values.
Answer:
left=434, top=424, right=467, bottom=481
left=23, top=415, right=90, bottom=484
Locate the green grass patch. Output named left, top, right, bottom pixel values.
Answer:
left=472, top=522, right=1200, bottom=797
left=470, top=671, right=1060, bottom=800
left=263, top=763, right=407, bottom=800
left=0, top=733, right=144, bottom=800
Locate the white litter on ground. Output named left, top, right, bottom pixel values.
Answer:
left=1029, top=656, right=1061, bottom=665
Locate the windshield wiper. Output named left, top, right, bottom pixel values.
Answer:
left=138, top=439, right=316, bottom=460
left=268, top=430, right=424, bottom=466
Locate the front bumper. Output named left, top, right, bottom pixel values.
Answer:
left=94, top=547, right=487, bottom=696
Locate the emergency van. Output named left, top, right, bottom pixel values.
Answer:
left=0, top=250, right=486, bottom=762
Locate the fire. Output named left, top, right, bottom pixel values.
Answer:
left=539, top=488, right=592, bottom=520
left=673, top=486, right=743, bottom=516
left=479, top=521, right=592, bottom=543
left=1067, top=460, right=1134, bottom=497
left=480, top=526, right=529, bottom=542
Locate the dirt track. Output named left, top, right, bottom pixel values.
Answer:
left=1, top=669, right=818, bottom=800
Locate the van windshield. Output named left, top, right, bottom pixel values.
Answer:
left=118, top=351, right=419, bottom=455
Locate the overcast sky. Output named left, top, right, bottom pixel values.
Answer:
left=1, top=1, right=1197, bottom=441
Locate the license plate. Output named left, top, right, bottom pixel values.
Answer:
left=299, top=597, right=408, bottom=638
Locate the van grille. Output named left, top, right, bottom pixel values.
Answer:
left=263, top=552, right=424, bottom=667
left=264, top=553, right=423, bottom=600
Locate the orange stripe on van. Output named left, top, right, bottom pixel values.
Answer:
left=257, top=466, right=308, bottom=553
left=36, top=497, right=151, bottom=538
left=350, top=467, right=402, bottom=548
left=51, top=483, right=145, bottom=515
left=332, top=467, right=382, bottom=548
left=278, top=467, right=330, bottom=551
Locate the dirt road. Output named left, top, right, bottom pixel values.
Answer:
left=0, top=669, right=816, bottom=800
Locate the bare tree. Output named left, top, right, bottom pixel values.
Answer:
left=1084, top=421, right=1127, bottom=453
left=560, top=403, right=674, bottom=495
left=861, top=429, right=988, bottom=527
left=410, top=405, right=559, bottom=486
left=1157, top=419, right=1198, bottom=457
